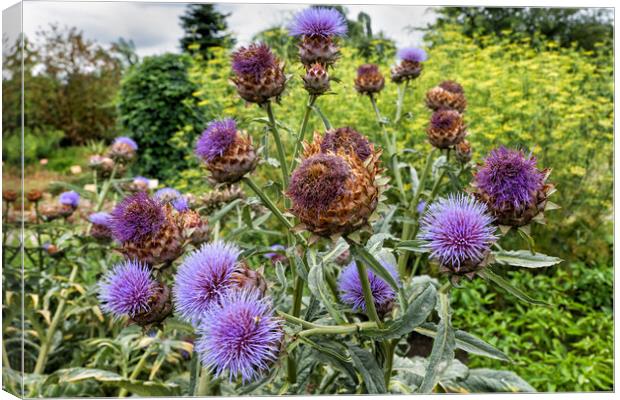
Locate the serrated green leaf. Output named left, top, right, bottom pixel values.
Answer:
left=347, top=344, right=386, bottom=394
left=479, top=269, right=550, bottom=306
left=493, top=250, right=562, bottom=268
left=440, top=368, right=536, bottom=393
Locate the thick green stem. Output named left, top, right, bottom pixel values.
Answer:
left=94, top=164, right=118, bottom=212
left=32, top=263, right=79, bottom=375
left=355, top=260, right=382, bottom=328
left=369, top=94, right=406, bottom=204
left=242, top=177, right=292, bottom=229
left=264, top=101, right=289, bottom=189
left=290, top=95, right=317, bottom=171
left=118, top=330, right=163, bottom=397
left=397, top=149, right=437, bottom=277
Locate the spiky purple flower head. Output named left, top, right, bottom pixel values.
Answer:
left=419, top=194, right=497, bottom=271
left=154, top=187, right=181, bottom=203
left=114, top=136, right=138, bottom=150
left=133, top=176, right=149, bottom=185
left=98, top=260, right=157, bottom=318
left=110, top=192, right=165, bottom=243
left=196, top=289, right=282, bottom=383
left=172, top=196, right=190, bottom=212
left=475, top=147, right=545, bottom=211
left=338, top=259, right=400, bottom=313
left=173, top=241, right=241, bottom=323
left=397, top=47, right=427, bottom=62
left=88, top=212, right=112, bottom=227
left=231, top=43, right=277, bottom=80
left=287, top=153, right=350, bottom=214
left=289, top=7, right=347, bottom=38
left=321, top=127, right=371, bottom=161
left=59, top=191, right=80, bottom=208
left=196, top=119, right=237, bottom=162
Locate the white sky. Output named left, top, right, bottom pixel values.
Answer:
left=19, top=1, right=437, bottom=57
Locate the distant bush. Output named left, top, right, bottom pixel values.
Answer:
left=117, top=53, right=202, bottom=182
left=2, top=128, right=64, bottom=166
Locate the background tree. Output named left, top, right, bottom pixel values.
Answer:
left=179, top=3, right=235, bottom=59
left=425, top=7, right=613, bottom=51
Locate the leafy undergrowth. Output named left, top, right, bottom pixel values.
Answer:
left=452, top=261, right=613, bottom=392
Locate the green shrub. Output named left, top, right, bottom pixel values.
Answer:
left=2, top=128, right=64, bottom=167
left=117, top=53, right=202, bottom=182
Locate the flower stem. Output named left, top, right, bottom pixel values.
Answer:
left=355, top=260, right=383, bottom=328
left=290, top=94, right=317, bottom=171
left=264, top=101, right=289, bottom=189
left=397, top=149, right=436, bottom=277
left=32, top=263, right=79, bottom=376
left=118, top=330, right=163, bottom=397
left=368, top=94, right=407, bottom=204
left=94, top=164, right=118, bottom=212
left=394, top=80, right=410, bottom=124
left=242, top=177, right=292, bottom=229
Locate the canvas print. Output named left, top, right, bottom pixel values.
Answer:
left=1, top=1, right=614, bottom=397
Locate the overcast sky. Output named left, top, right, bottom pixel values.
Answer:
left=19, top=1, right=437, bottom=57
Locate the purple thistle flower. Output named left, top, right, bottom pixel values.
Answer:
left=195, top=119, right=237, bottom=162
left=173, top=241, right=241, bottom=323
left=397, top=47, right=427, bottom=62
left=110, top=192, right=165, bottom=243
left=98, top=260, right=157, bottom=318
left=133, top=176, right=149, bottom=185
left=58, top=191, right=80, bottom=208
left=88, top=212, right=112, bottom=227
left=196, top=289, right=282, bottom=383
left=288, top=7, right=347, bottom=38
left=172, top=196, right=190, bottom=212
left=231, top=43, right=277, bottom=80
left=114, top=136, right=138, bottom=150
left=338, top=259, right=400, bottom=313
left=475, top=147, right=545, bottom=211
left=287, top=154, right=350, bottom=214
left=419, top=194, right=497, bottom=271
left=154, top=187, right=181, bottom=203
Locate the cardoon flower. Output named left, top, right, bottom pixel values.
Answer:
left=392, top=47, right=426, bottom=84
left=196, top=289, right=283, bottom=383
left=289, top=133, right=383, bottom=237
left=264, top=244, right=288, bottom=266
left=2, top=190, right=17, bottom=203
left=108, top=136, right=138, bottom=162
left=231, top=43, right=286, bottom=104
left=354, top=64, right=385, bottom=95
left=111, top=192, right=184, bottom=266
left=155, top=187, right=181, bottom=203
left=98, top=260, right=157, bottom=318
left=320, top=127, right=372, bottom=161
left=418, top=194, right=497, bottom=276
left=26, top=189, right=43, bottom=203
left=427, top=109, right=467, bottom=149
left=196, top=119, right=258, bottom=184
left=426, top=80, right=467, bottom=112
left=98, top=260, right=171, bottom=325
left=59, top=191, right=80, bottom=208
left=173, top=241, right=240, bottom=323
left=89, top=212, right=113, bottom=242
left=289, top=7, right=347, bottom=68
left=129, top=176, right=150, bottom=192
left=111, top=192, right=165, bottom=243
left=472, top=147, right=553, bottom=227
left=172, top=195, right=190, bottom=212
left=338, top=260, right=400, bottom=314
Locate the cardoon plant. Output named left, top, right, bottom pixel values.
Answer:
left=231, top=43, right=286, bottom=105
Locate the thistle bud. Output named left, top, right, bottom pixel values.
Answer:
left=354, top=64, right=385, bottom=95
left=2, top=190, right=17, bottom=203
left=196, top=119, right=258, bottom=184
left=107, top=137, right=138, bottom=162
left=231, top=260, right=268, bottom=297
left=42, top=242, right=62, bottom=257
left=201, top=185, right=245, bottom=214
left=391, top=48, right=426, bottom=84
left=130, top=282, right=173, bottom=327
left=88, top=212, right=114, bottom=242
left=426, top=80, right=467, bottom=113
left=26, top=189, right=43, bottom=203
left=455, top=140, right=472, bottom=164
left=231, top=43, right=286, bottom=105
left=427, top=109, right=467, bottom=149
left=179, top=210, right=210, bottom=246
left=289, top=8, right=347, bottom=68
left=302, top=63, right=330, bottom=95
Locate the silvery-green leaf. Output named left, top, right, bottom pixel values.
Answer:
left=493, top=250, right=562, bottom=268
